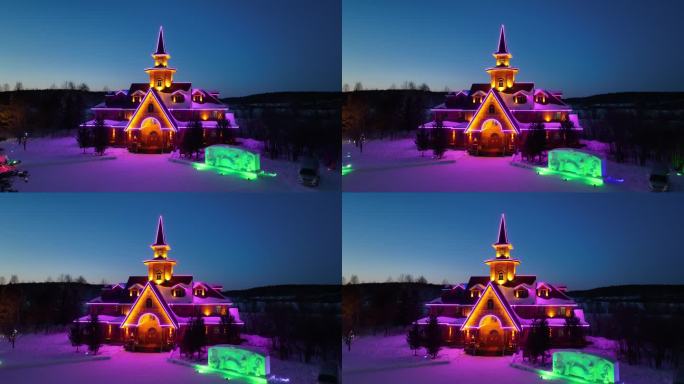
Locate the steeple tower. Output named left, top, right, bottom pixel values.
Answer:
left=145, top=26, right=176, bottom=91
left=486, top=25, right=519, bottom=91
left=485, top=214, right=520, bottom=284
left=144, top=216, right=177, bottom=284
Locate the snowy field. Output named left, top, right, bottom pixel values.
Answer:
left=342, top=138, right=684, bottom=192
left=342, top=334, right=674, bottom=384
left=0, top=332, right=319, bottom=383
left=0, top=136, right=339, bottom=192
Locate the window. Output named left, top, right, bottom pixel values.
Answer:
left=130, top=289, right=139, bottom=297
left=488, top=105, right=495, bottom=114
left=195, top=288, right=205, bottom=297
left=498, top=272, right=504, bottom=281
left=560, top=307, right=566, bottom=316
left=132, top=96, right=141, bottom=103
left=487, top=299, right=494, bottom=310
left=497, top=78, right=504, bottom=88
left=147, top=104, right=154, bottom=113
left=538, top=288, right=549, bottom=297
left=156, top=79, right=162, bottom=88
left=515, top=95, right=527, bottom=104
left=470, top=289, right=481, bottom=298
left=155, top=271, right=162, bottom=281
left=173, top=288, right=185, bottom=297
left=515, top=289, right=528, bottom=298
left=145, top=298, right=153, bottom=308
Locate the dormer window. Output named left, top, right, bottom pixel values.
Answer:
left=535, top=94, right=547, bottom=104
left=470, top=288, right=482, bottom=298
left=194, top=288, right=206, bottom=297
left=193, top=93, right=203, bottom=103
left=129, top=288, right=139, bottom=297
left=473, top=96, right=482, bottom=104
left=514, top=95, right=527, bottom=104
left=515, top=288, right=528, bottom=298
left=538, top=288, right=549, bottom=297
left=172, top=288, right=185, bottom=297
left=132, top=96, right=141, bottom=103
left=488, top=105, right=495, bottom=114
left=172, top=94, right=184, bottom=103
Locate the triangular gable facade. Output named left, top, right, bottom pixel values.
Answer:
left=121, top=282, right=178, bottom=328
left=465, top=90, right=520, bottom=134
left=125, top=89, right=177, bottom=132
left=461, top=283, right=521, bottom=331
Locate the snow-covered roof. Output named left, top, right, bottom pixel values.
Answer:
left=416, top=316, right=465, bottom=326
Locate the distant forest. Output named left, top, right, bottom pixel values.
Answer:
left=342, top=86, right=684, bottom=170
left=0, top=87, right=341, bottom=167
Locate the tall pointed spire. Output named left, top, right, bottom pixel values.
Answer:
left=495, top=214, right=509, bottom=245
left=155, top=26, right=166, bottom=55
left=495, top=24, right=508, bottom=54
left=153, top=216, right=166, bottom=246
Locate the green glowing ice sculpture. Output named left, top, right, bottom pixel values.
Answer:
left=537, top=148, right=605, bottom=186
left=207, top=345, right=270, bottom=378
left=195, top=145, right=276, bottom=180
left=552, top=351, right=619, bottom=384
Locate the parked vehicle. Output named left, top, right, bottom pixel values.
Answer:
left=649, top=164, right=669, bottom=192
left=299, top=157, right=320, bottom=187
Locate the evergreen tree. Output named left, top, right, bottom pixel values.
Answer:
left=431, top=120, right=449, bottom=159
left=85, top=313, right=102, bottom=355
left=563, top=315, right=584, bottom=347
left=560, top=119, right=577, bottom=148
left=219, top=313, right=240, bottom=344
left=522, top=122, right=546, bottom=162
left=424, top=314, right=442, bottom=359
left=69, top=321, right=83, bottom=352
left=415, top=128, right=430, bottom=157
left=91, top=117, right=109, bottom=156
left=76, top=126, right=91, bottom=153
left=525, top=318, right=551, bottom=365
left=181, top=118, right=204, bottom=160
left=407, top=323, right=423, bottom=356
left=216, top=117, right=234, bottom=144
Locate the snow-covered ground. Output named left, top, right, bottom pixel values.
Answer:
left=342, top=138, right=684, bottom=192
left=0, top=136, right=339, bottom=192
left=0, top=332, right=319, bottom=383
left=342, top=334, right=674, bottom=384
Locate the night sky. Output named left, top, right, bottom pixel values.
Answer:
left=343, top=193, right=684, bottom=290
left=0, top=193, right=341, bottom=289
left=343, top=0, right=684, bottom=97
left=0, top=0, right=341, bottom=96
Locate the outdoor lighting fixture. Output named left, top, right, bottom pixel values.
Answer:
left=194, top=345, right=270, bottom=383
left=194, top=145, right=276, bottom=180
left=342, top=163, right=353, bottom=176
left=536, top=148, right=605, bottom=187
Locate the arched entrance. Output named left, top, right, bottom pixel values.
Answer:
left=140, top=117, right=163, bottom=153
left=137, top=313, right=162, bottom=349
left=480, top=119, right=506, bottom=155
left=478, top=315, right=504, bottom=354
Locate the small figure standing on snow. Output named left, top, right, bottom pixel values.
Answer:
left=344, top=329, right=355, bottom=351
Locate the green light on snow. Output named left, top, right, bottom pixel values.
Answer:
left=552, top=351, right=619, bottom=384
left=196, top=145, right=276, bottom=180
left=341, top=164, right=353, bottom=176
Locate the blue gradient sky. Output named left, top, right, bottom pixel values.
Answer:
left=0, top=0, right=340, bottom=96
left=0, top=193, right=341, bottom=289
left=343, top=0, right=684, bottom=97
left=343, top=193, right=684, bottom=290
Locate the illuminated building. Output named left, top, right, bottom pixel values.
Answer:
left=75, top=216, right=242, bottom=351
left=420, top=25, right=582, bottom=156
left=417, top=214, right=589, bottom=354
left=80, top=27, right=238, bottom=153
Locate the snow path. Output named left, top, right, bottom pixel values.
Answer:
left=1, top=136, right=339, bottom=192
left=342, top=139, right=684, bottom=192
left=342, top=334, right=675, bottom=384
left=0, top=332, right=319, bottom=383
left=342, top=334, right=559, bottom=384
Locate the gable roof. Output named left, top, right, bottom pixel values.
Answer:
left=461, top=282, right=521, bottom=331
left=121, top=282, right=178, bottom=328
left=465, top=89, right=520, bottom=134
left=125, top=89, right=178, bottom=132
